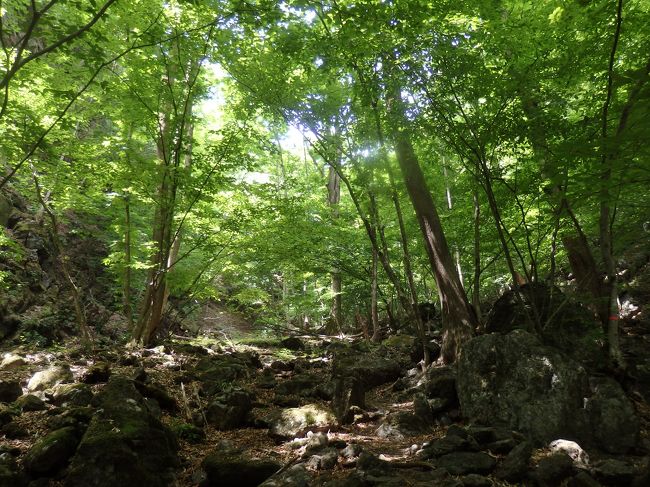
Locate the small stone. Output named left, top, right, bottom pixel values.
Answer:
left=341, top=443, right=363, bottom=459
left=549, top=439, right=589, bottom=467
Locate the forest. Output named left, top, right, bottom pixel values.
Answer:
left=1, top=0, right=649, bottom=486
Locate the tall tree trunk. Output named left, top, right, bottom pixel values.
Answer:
left=472, top=189, right=482, bottom=323
left=392, top=131, right=476, bottom=362
left=371, top=246, right=381, bottom=342
left=327, top=166, right=343, bottom=334
left=123, top=194, right=133, bottom=330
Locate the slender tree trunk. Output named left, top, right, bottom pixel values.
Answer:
left=472, top=189, right=482, bottom=323
left=371, top=246, right=381, bottom=342
left=327, top=166, right=343, bottom=334
left=123, top=194, right=133, bottom=330
left=599, top=0, right=625, bottom=368
left=392, top=131, right=476, bottom=362
left=32, top=170, right=92, bottom=348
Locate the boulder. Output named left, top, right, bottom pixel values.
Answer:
left=332, top=352, right=402, bottom=389
left=280, top=337, right=305, bottom=350
left=0, top=404, right=18, bottom=427
left=27, top=365, right=73, bottom=392
left=593, top=458, right=636, bottom=486
left=549, top=439, right=589, bottom=468
left=484, top=283, right=604, bottom=366
left=134, top=381, right=177, bottom=412
left=376, top=411, right=432, bottom=439
left=205, top=389, right=253, bottom=430
left=81, top=362, right=111, bottom=384
left=0, top=380, right=22, bottom=403
left=23, top=426, right=81, bottom=475
left=586, top=377, right=638, bottom=453
left=533, top=453, right=574, bottom=487
left=495, top=441, right=532, bottom=482
left=0, top=353, right=26, bottom=370
left=275, top=374, right=319, bottom=396
left=457, top=331, right=590, bottom=446
left=201, top=450, right=280, bottom=487
left=48, top=383, right=93, bottom=407
left=63, top=376, right=179, bottom=487
left=269, top=404, right=335, bottom=439
left=15, top=394, right=46, bottom=412
left=0, top=453, right=26, bottom=487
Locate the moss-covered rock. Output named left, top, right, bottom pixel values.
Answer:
left=23, top=426, right=81, bottom=475
left=63, top=376, right=179, bottom=487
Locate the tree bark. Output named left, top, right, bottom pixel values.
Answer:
left=392, top=130, right=476, bottom=362
left=371, top=246, right=381, bottom=342
left=327, top=166, right=343, bottom=334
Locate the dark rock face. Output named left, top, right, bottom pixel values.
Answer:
left=458, top=330, right=640, bottom=452
left=0, top=379, right=22, bottom=403
left=63, top=376, right=179, bottom=487
left=201, top=450, right=280, bottom=487
left=23, top=426, right=82, bottom=476
left=495, top=442, right=532, bottom=482
left=484, top=283, right=604, bottom=367
left=533, top=453, right=574, bottom=487
left=586, top=377, right=638, bottom=454
left=458, top=331, right=590, bottom=445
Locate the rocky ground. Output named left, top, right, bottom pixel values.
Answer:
left=1, top=316, right=650, bottom=487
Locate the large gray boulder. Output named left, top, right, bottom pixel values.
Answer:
left=457, top=331, right=639, bottom=452
left=458, top=331, right=590, bottom=445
